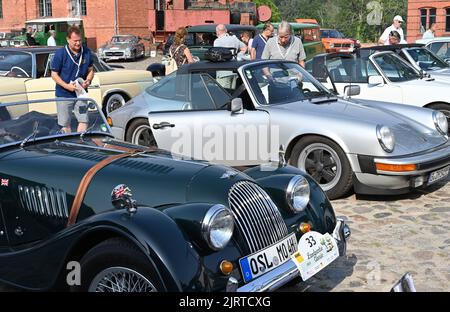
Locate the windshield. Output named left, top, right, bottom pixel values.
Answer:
left=322, top=30, right=344, bottom=38
left=405, top=48, right=449, bottom=70
left=243, top=62, right=333, bottom=106
left=372, top=53, right=421, bottom=82
left=0, top=99, right=111, bottom=147
left=0, top=51, right=32, bottom=77
left=111, top=36, right=134, bottom=44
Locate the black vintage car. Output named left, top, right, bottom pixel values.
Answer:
left=0, top=98, right=350, bottom=292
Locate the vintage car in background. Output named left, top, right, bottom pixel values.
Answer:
left=162, top=24, right=256, bottom=60
left=256, top=22, right=325, bottom=61
left=12, top=17, right=86, bottom=47
left=416, top=37, right=450, bottom=63
left=361, top=44, right=450, bottom=82
left=306, top=49, right=450, bottom=123
left=0, top=47, right=153, bottom=115
left=111, top=59, right=450, bottom=199
left=97, top=35, right=146, bottom=62
left=320, top=29, right=356, bottom=53
left=0, top=38, right=29, bottom=47
left=0, top=98, right=350, bottom=291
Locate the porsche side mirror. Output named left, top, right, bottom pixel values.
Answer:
left=230, top=98, right=244, bottom=115
left=368, top=75, right=384, bottom=86
left=343, top=85, right=360, bottom=97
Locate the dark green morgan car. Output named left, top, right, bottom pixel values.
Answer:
left=0, top=98, right=350, bottom=292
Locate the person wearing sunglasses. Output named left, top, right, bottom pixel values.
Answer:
left=378, top=15, right=405, bottom=45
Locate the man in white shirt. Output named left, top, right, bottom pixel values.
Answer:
left=47, top=30, right=57, bottom=46
left=379, top=15, right=405, bottom=45
left=423, top=23, right=436, bottom=39
left=213, top=24, right=247, bottom=56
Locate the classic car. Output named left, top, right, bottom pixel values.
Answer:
left=0, top=47, right=153, bottom=115
left=97, top=35, right=145, bottom=62
left=162, top=24, right=256, bottom=60
left=12, top=17, right=86, bottom=47
left=360, top=44, right=450, bottom=82
left=416, top=37, right=450, bottom=63
left=305, top=49, right=450, bottom=122
left=256, top=22, right=325, bottom=61
left=320, top=29, right=356, bottom=53
left=0, top=97, right=350, bottom=291
left=110, top=58, right=450, bottom=199
left=0, top=38, right=29, bottom=48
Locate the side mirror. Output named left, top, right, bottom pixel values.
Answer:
left=343, top=85, right=360, bottom=97
left=368, top=75, right=384, bottom=86
left=230, top=98, right=244, bottom=115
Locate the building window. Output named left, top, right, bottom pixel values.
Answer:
left=420, top=9, right=427, bottom=33
left=39, top=0, right=52, bottom=17
left=420, top=8, right=437, bottom=33
left=0, top=0, right=3, bottom=19
left=446, top=8, right=450, bottom=32
left=429, top=8, right=436, bottom=28
left=71, top=0, right=87, bottom=16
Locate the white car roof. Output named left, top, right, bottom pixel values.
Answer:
left=25, top=17, right=82, bottom=24
left=416, top=37, right=450, bottom=45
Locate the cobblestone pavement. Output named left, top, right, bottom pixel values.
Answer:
left=281, top=175, right=450, bottom=292
left=0, top=58, right=448, bottom=292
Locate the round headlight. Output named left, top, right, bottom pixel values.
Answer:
left=433, top=111, right=448, bottom=136
left=376, top=125, right=395, bottom=153
left=286, top=175, right=310, bottom=213
left=201, top=204, right=234, bottom=250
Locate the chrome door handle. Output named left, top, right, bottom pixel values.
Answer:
left=153, top=122, right=175, bottom=130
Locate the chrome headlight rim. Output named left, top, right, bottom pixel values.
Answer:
left=286, top=175, right=311, bottom=213
left=432, top=110, right=448, bottom=136
left=376, top=125, right=395, bottom=153
left=201, top=204, right=234, bottom=251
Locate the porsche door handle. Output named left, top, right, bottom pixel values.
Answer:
left=153, top=122, right=175, bottom=130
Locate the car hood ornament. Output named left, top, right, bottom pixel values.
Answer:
left=111, top=184, right=137, bottom=213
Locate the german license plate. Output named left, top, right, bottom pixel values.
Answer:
left=291, top=231, right=339, bottom=281
left=239, top=233, right=297, bottom=283
left=428, top=166, right=450, bottom=185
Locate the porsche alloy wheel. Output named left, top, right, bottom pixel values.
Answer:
left=290, top=136, right=353, bottom=199
left=88, top=267, right=157, bottom=292
left=126, top=118, right=158, bottom=148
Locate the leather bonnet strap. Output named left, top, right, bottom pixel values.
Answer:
left=67, top=151, right=140, bottom=227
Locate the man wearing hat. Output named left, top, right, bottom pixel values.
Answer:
left=378, top=15, right=406, bottom=45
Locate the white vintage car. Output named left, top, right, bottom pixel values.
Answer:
left=0, top=46, right=154, bottom=115
left=306, top=49, right=450, bottom=121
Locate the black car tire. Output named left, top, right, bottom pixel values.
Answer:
left=73, top=238, right=163, bottom=292
left=125, top=118, right=158, bottom=148
left=289, top=136, right=353, bottom=200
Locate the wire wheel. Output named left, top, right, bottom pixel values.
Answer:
left=88, top=267, right=157, bottom=292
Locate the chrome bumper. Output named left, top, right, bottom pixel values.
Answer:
left=234, top=219, right=350, bottom=292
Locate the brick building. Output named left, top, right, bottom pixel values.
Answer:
left=0, top=0, right=256, bottom=49
left=407, top=0, right=450, bottom=41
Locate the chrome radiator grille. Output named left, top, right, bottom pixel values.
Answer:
left=228, top=181, right=289, bottom=253
left=18, top=186, right=69, bottom=219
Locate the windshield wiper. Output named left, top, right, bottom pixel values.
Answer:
left=307, top=91, right=338, bottom=104
left=20, top=121, right=39, bottom=148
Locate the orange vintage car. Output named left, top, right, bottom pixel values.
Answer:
left=320, top=29, right=356, bottom=53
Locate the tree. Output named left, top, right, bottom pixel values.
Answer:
left=271, top=0, right=408, bottom=42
